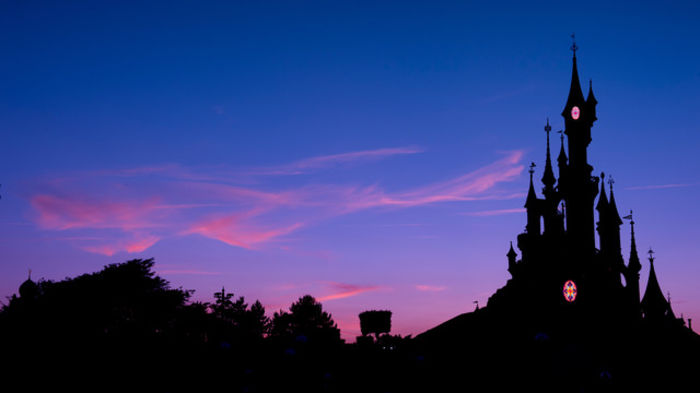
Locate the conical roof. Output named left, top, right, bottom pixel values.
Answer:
left=641, top=254, right=675, bottom=320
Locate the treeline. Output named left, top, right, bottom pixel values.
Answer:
left=0, top=259, right=414, bottom=392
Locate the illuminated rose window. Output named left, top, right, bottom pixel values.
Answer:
left=563, top=280, right=577, bottom=302
left=571, top=106, right=580, bottom=120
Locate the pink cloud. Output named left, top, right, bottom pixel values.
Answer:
left=81, top=235, right=160, bottom=256
left=186, top=214, right=303, bottom=249
left=625, top=183, right=700, bottom=191
left=31, top=194, right=161, bottom=231
left=25, top=148, right=526, bottom=255
left=318, top=282, right=382, bottom=302
left=416, top=284, right=447, bottom=292
left=462, top=208, right=526, bottom=217
left=158, top=269, right=222, bottom=275
left=252, top=146, right=424, bottom=175
left=339, top=150, right=525, bottom=210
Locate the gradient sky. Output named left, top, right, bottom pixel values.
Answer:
left=2, top=1, right=700, bottom=341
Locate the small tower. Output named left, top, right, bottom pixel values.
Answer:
left=557, top=130, right=568, bottom=191
left=507, top=242, right=518, bottom=277
left=525, top=162, right=540, bottom=236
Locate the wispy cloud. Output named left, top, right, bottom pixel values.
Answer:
left=625, top=183, right=700, bottom=191
left=318, top=282, right=382, bottom=302
left=25, top=148, right=525, bottom=255
left=462, top=208, right=526, bottom=217
left=416, top=284, right=447, bottom=292
left=251, top=146, right=424, bottom=176
left=158, top=269, right=222, bottom=276
left=186, top=216, right=303, bottom=249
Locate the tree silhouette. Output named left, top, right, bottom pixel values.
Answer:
left=270, top=295, right=342, bottom=345
left=246, top=300, right=270, bottom=338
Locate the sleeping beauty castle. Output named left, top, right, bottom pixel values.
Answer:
left=415, top=42, right=699, bottom=392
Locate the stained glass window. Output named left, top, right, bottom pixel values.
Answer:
left=563, top=280, right=577, bottom=302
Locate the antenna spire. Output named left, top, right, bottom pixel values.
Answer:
left=570, top=33, right=578, bottom=57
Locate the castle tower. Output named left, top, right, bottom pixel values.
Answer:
left=560, top=41, right=599, bottom=259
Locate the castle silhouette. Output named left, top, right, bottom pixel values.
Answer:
left=415, top=44, right=699, bottom=392
left=5, top=44, right=699, bottom=393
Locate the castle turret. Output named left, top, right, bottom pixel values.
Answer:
left=641, top=249, right=675, bottom=322
left=525, top=163, right=540, bottom=236
left=541, top=119, right=556, bottom=199
left=507, top=242, right=518, bottom=277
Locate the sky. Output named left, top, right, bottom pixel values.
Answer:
left=1, top=1, right=700, bottom=341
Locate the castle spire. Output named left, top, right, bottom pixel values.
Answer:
left=641, top=248, right=675, bottom=321
left=626, top=211, right=641, bottom=273
left=623, top=211, right=642, bottom=312
left=507, top=241, right=518, bottom=276
left=541, top=118, right=556, bottom=195
left=525, top=162, right=541, bottom=235
left=608, top=177, right=623, bottom=226
left=562, top=36, right=585, bottom=117
left=525, top=162, right=537, bottom=208
left=587, top=79, right=597, bottom=105
left=557, top=130, right=567, bottom=166
left=596, top=172, right=608, bottom=212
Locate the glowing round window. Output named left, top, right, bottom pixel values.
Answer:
left=571, top=106, right=580, bottom=120
left=563, top=280, right=577, bottom=302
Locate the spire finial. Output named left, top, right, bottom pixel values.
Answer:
left=28, top=269, right=32, bottom=280
left=545, top=118, right=551, bottom=134
left=623, top=210, right=634, bottom=225
left=570, top=33, right=578, bottom=57
left=529, top=162, right=536, bottom=176
left=608, top=175, right=615, bottom=190
left=648, top=248, right=655, bottom=263
left=557, top=129, right=564, bottom=143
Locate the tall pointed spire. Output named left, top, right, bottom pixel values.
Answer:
left=596, top=172, right=608, bottom=212
left=608, top=177, right=623, bottom=226
left=557, top=130, right=567, bottom=166
left=525, top=162, right=541, bottom=236
left=541, top=118, right=556, bottom=195
left=627, top=211, right=641, bottom=273
left=525, top=162, right=537, bottom=208
left=562, top=36, right=585, bottom=116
